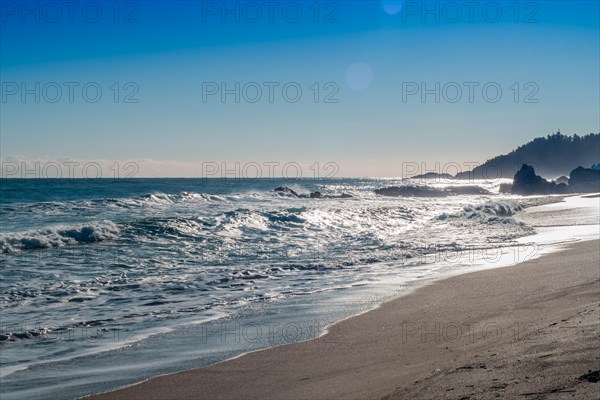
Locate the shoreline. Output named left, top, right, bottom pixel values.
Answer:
left=4, top=194, right=593, bottom=400
left=89, top=239, right=600, bottom=400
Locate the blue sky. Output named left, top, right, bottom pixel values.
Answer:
left=1, top=1, right=599, bottom=177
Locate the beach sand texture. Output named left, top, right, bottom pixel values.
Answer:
left=89, top=240, right=600, bottom=400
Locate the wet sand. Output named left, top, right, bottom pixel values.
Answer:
left=89, top=240, right=600, bottom=400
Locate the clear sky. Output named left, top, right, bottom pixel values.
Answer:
left=1, top=1, right=599, bottom=177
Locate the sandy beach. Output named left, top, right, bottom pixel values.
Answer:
left=88, top=239, right=600, bottom=400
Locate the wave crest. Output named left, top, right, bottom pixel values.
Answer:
left=0, top=221, right=120, bottom=253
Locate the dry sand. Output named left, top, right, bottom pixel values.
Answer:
left=89, top=240, right=600, bottom=400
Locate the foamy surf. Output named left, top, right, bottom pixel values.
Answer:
left=1, top=178, right=595, bottom=400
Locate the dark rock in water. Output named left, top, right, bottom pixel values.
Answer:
left=511, top=164, right=560, bottom=195
left=499, top=183, right=512, bottom=193
left=274, top=187, right=351, bottom=199
left=506, top=165, right=598, bottom=194
left=569, top=166, right=600, bottom=193
left=411, top=172, right=455, bottom=180
left=555, top=175, right=569, bottom=185
left=274, top=186, right=301, bottom=197
left=375, top=186, right=449, bottom=197
left=310, top=191, right=353, bottom=199
left=447, top=186, right=490, bottom=195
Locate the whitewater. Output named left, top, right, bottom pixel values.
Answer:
left=0, top=178, right=596, bottom=399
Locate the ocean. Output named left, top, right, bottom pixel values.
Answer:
left=0, top=178, right=572, bottom=399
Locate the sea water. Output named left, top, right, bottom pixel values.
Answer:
left=0, top=178, right=592, bottom=399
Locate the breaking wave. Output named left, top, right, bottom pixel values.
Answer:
left=0, top=221, right=120, bottom=253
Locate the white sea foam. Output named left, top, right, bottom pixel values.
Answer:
left=0, top=221, right=120, bottom=253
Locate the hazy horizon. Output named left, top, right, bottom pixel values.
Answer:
left=1, top=131, right=598, bottom=178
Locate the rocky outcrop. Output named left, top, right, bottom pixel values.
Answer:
left=511, top=164, right=568, bottom=195
left=411, top=172, right=455, bottom=180
left=509, top=164, right=600, bottom=195
left=308, top=191, right=352, bottom=199
left=274, top=186, right=301, bottom=197
left=274, top=187, right=352, bottom=199
left=449, top=186, right=491, bottom=195
left=511, top=164, right=566, bottom=195
left=569, top=166, right=600, bottom=193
